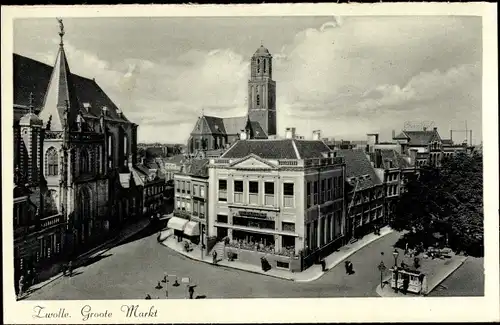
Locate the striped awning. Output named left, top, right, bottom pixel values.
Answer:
left=184, top=221, right=200, bottom=237
left=167, top=217, right=189, bottom=231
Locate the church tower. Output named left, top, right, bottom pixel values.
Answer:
left=248, top=44, right=277, bottom=136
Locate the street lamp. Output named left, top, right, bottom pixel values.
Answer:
left=392, top=249, right=400, bottom=293
left=378, top=261, right=386, bottom=289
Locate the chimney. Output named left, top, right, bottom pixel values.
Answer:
left=409, top=149, right=418, bottom=166
left=239, top=129, right=248, bottom=140
left=366, top=133, right=379, bottom=153
left=312, top=130, right=321, bottom=141
left=433, top=127, right=437, bottom=132
left=392, top=130, right=396, bottom=139
left=285, top=127, right=296, bottom=139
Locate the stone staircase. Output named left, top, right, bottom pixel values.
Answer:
left=211, top=241, right=226, bottom=262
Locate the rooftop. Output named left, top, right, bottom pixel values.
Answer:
left=338, top=149, right=382, bottom=190
left=221, top=139, right=332, bottom=160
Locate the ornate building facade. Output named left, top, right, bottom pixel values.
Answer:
left=12, top=20, right=145, bottom=285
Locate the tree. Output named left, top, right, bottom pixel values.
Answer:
left=391, top=152, right=483, bottom=257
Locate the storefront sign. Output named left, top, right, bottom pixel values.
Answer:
left=238, top=211, right=269, bottom=219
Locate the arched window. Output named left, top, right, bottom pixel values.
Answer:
left=257, top=94, right=260, bottom=106
left=263, top=59, right=266, bottom=73
left=46, top=147, right=58, bottom=176
left=257, top=59, right=260, bottom=73
left=80, top=148, right=90, bottom=174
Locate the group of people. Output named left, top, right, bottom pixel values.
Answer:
left=146, top=275, right=197, bottom=299
left=17, top=267, right=39, bottom=298
left=61, top=261, right=74, bottom=277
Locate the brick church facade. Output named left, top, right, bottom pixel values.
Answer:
left=12, top=20, right=154, bottom=288
left=187, top=45, right=277, bottom=154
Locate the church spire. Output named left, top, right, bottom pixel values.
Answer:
left=39, top=18, right=80, bottom=132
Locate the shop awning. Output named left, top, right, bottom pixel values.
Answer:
left=184, top=221, right=200, bottom=237
left=167, top=217, right=189, bottom=231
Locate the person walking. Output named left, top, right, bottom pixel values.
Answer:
left=344, top=260, right=350, bottom=275
left=188, top=285, right=195, bottom=299
left=68, top=261, right=73, bottom=277
left=18, top=275, right=25, bottom=298
left=348, top=261, right=354, bottom=275
left=212, top=250, right=217, bottom=264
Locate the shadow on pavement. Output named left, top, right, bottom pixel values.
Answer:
left=78, top=253, right=113, bottom=268
left=114, top=223, right=162, bottom=249
left=195, top=295, right=207, bottom=299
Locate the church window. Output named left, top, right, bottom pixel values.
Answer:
left=257, top=59, right=260, bottom=73
left=80, top=148, right=90, bottom=174
left=46, top=147, right=58, bottom=176
left=257, top=94, right=260, bottom=106
left=263, top=59, right=266, bottom=73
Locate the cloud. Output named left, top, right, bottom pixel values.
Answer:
left=23, top=16, right=481, bottom=144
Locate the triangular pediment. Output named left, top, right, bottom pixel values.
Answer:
left=229, top=154, right=277, bottom=169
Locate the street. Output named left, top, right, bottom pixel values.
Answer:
left=26, top=229, right=484, bottom=300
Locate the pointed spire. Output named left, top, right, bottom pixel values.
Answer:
left=28, top=92, right=34, bottom=114
left=39, top=18, right=80, bottom=132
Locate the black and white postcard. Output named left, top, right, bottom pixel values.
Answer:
left=1, top=3, right=498, bottom=324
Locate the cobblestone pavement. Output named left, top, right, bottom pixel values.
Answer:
left=26, top=231, right=484, bottom=300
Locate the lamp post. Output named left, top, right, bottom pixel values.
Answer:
left=378, top=261, right=386, bottom=289
left=392, top=249, right=400, bottom=292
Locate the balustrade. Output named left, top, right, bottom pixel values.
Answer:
left=40, top=214, right=63, bottom=228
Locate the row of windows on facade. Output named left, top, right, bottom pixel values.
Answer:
left=176, top=181, right=206, bottom=198
left=306, top=211, right=343, bottom=252
left=256, top=58, right=269, bottom=74
left=176, top=199, right=205, bottom=218
left=15, top=232, right=62, bottom=270
left=351, top=189, right=384, bottom=207
left=306, top=176, right=344, bottom=208
left=350, top=202, right=384, bottom=217
left=352, top=206, right=384, bottom=227
left=218, top=179, right=295, bottom=207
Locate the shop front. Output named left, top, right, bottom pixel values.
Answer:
left=167, top=216, right=189, bottom=242
left=183, top=221, right=200, bottom=245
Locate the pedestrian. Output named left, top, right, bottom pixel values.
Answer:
left=212, top=250, right=217, bottom=264
left=155, top=282, right=162, bottom=290
left=348, top=261, right=354, bottom=275
left=68, top=261, right=73, bottom=277
left=62, top=263, right=67, bottom=276
left=18, top=275, right=25, bottom=298
left=321, top=259, right=327, bottom=272
left=188, top=285, right=195, bottom=299
left=344, top=260, right=350, bottom=275
left=31, top=267, right=38, bottom=286
left=402, top=276, right=410, bottom=295
left=145, top=294, right=151, bottom=300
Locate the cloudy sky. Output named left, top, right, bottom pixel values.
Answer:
left=14, top=16, right=482, bottom=144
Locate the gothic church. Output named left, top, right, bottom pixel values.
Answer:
left=187, top=45, right=277, bottom=154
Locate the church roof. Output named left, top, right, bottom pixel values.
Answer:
left=221, top=139, right=331, bottom=160
left=13, top=53, right=130, bottom=124
left=249, top=121, right=267, bottom=139
left=254, top=45, right=271, bottom=57
left=38, top=41, right=81, bottom=131
left=202, top=115, right=226, bottom=134
left=222, top=116, right=247, bottom=135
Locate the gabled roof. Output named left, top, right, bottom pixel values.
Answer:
left=222, top=116, right=247, bottom=135
left=221, top=139, right=331, bottom=160
left=379, top=149, right=412, bottom=169
left=249, top=121, right=268, bottom=139
left=202, top=115, right=226, bottom=134
left=14, top=53, right=130, bottom=124
left=394, top=129, right=441, bottom=146
left=338, top=149, right=381, bottom=190
left=181, top=158, right=209, bottom=177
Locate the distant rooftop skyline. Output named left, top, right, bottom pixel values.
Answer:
left=14, top=16, right=482, bottom=144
